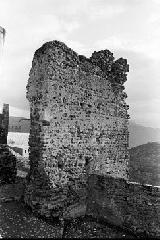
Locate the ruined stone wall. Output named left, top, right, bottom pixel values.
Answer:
left=25, top=41, right=129, bottom=218
left=0, top=104, right=9, bottom=144
left=86, top=174, right=160, bottom=237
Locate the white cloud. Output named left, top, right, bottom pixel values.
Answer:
left=0, top=0, right=82, bottom=113
left=61, top=21, right=80, bottom=34
left=89, top=5, right=125, bottom=20
left=95, top=35, right=160, bottom=61
left=149, top=13, right=160, bottom=23
left=0, top=0, right=160, bottom=128
left=94, top=37, right=127, bottom=51
left=152, top=0, right=160, bottom=4
left=129, top=100, right=160, bottom=128
left=53, top=0, right=125, bottom=21
left=9, top=106, right=30, bottom=118
left=59, top=0, right=91, bottom=16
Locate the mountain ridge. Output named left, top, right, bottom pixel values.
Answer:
left=129, top=121, right=160, bottom=148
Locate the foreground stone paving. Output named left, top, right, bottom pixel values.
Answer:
left=0, top=200, right=136, bottom=238
left=63, top=218, right=136, bottom=238
left=0, top=201, right=62, bottom=238
left=0, top=181, right=135, bottom=238
left=0, top=181, right=138, bottom=238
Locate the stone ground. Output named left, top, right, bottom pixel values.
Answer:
left=0, top=154, right=137, bottom=239
left=0, top=179, right=137, bottom=239
left=0, top=201, right=137, bottom=239
left=0, top=201, right=62, bottom=238
left=62, top=217, right=137, bottom=238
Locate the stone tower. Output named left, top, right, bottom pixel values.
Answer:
left=25, top=41, right=129, bottom=218
left=0, top=27, right=8, bottom=144
left=0, top=104, right=9, bottom=144
left=0, top=26, right=5, bottom=44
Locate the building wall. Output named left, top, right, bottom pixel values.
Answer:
left=25, top=41, right=129, bottom=217
left=7, top=132, right=29, bottom=157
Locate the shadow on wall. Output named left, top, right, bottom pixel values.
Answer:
left=86, top=174, right=160, bottom=237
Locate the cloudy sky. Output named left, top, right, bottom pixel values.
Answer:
left=0, top=0, right=160, bottom=128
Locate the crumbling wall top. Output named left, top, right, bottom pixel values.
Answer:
left=30, top=40, right=129, bottom=89
left=90, top=50, right=114, bottom=73
left=34, top=40, right=79, bottom=65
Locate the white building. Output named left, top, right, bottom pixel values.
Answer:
left=7, top=132, right=29, bottom=157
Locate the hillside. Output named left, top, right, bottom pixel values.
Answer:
left=9, top=116, right=30, bottom=133
left=9, top=116, right=26, bottom=124
left=129, top=142, right=160, bottom=186
left=129, top=121, right=160, bottom=148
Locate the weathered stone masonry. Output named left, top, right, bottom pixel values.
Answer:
left=25, top=40, right=129, bottom=218
left=0, top=103, right=9, bottom=144
left=0, top=104, right=17, bottom=184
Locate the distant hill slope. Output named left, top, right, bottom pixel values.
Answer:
left=129, top=142, right=160, bottom=186
left=129, top=121, right=160, bottom=148
left=9, top=116, right=26, bottom=125
left=9, top=116, right=30, bottom=133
